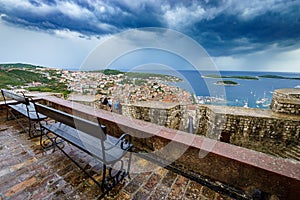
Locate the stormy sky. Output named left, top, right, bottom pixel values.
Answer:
left=0, top=0, right=299, bottom=72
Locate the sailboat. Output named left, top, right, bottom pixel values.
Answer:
left=243, top=99, right=249, bottom=108
left=256, top=92, right=268, bottom=105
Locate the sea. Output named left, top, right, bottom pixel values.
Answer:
left=135, top=70, right=300, bottom=109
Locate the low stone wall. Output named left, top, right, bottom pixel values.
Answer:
left=271, top=88, right=300, bottom=115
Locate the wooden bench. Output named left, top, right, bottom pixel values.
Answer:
left=1, top=89, right=47, bottom=137
left=35, top=103, right=133, bottom=198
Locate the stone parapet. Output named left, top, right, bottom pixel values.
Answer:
left=34, top=96, right=300, bottom=199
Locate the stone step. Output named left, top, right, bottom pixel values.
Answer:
left=290, top=145, right=300, bottom=154
left=270, top=151, right=288, bottom=159
left=267, top=151, right=279, bottom=158
left=282, top=150, right=300, bottom=161
left=288, top=148, right=300, bottom=157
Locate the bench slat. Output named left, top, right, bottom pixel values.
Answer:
left=1, top=89, right=28, bottom=104
left=42, top=122, right=127, bottom=164
left=34, top=102, right=133, bottom=196
left=9, top=103, right=47, bottom=120
left=1, top=89, right=47, bottom=137
left=36, top=103, right=106, bottom=140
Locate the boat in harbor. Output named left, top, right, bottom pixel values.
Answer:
left=256, top=97, right=268, bottom=105
left=256, top=92, right=269, bottom=105
left=196, top=96, right=225, bottom=104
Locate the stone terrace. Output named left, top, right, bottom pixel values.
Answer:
left=0, top=117, right=232, bottom=199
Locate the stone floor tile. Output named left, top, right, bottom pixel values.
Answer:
left=167, top=175, right=189, bottom=200
left=215, top=193, right=234, bottom=200
left=7, top=190, right=30, bottom=200
left=143, top=173, right=161, bottom=191
left=4, top=176, right=37, bottom=197
left=132, top=172, right=152, bottom=186
left=161, top=171, right=177, bottom=188
left=201, top=186, right=216, bottom=199
left=124, top=181, right=140, bottom=194
left=114, top=191, right=131, bottom=200
left=148, top=185, right=171, bottom=200
left=132, top=188, right=150, bottom=200
left=185, top=181, right=203, bottom=200
left=155, top=167, right=168, bottom=177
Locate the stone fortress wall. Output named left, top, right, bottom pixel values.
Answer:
left=122, top=88, right=300, bottom=160
left=122, top=101, right=183, bottom=130
left=270, top=88, right=300, bottom=115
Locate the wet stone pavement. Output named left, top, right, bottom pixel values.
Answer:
left=0, top=117, right=233, bottom=200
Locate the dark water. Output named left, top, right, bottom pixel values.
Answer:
left=135, top=70, right=300, bottom=109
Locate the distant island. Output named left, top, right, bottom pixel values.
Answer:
left=203, top=75, right=259, bottom=80
left=203, top=74, right=300, bottom=81
left=216, top=80, right=239, bottom=86
left=259, top=75, right=300, bottom=80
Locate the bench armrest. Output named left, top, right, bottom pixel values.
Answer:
left=114, top=133, right=132, bottom=151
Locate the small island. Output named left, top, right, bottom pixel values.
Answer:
left=216, top=80, right=239, bottom=86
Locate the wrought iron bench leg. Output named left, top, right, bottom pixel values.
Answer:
left=6, top=107, right=9, bottom=120
left=39, top=129, right=64, bottom=150
left=51, top=140, right=130, bottom=199
left=127, top=151, right=133, bottom=179
left=8, top=109, right=27, bottom=134
left=54, top=142, right=106, bottom=193
left=28, top=121, right=43, bottom=139
left=28, top=118, right=32, bottom=137
left=101, top=164, right=107, bottom=192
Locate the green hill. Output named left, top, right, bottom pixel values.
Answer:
left=0, top=64, right=69, bottom=96
left=0, top=63, right=44, bottom=69
left=0, top=68, right=52, bottom=88
left=0, top=63, right=47, bottom=88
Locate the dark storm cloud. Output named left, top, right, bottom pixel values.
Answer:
left=0, top=0, right=299, bottom=56
left=192, top=9, right=300, bottom=56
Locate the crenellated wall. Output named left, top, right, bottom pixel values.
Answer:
left=195, top=105, right=300, bottom=156
left=270, top=88, right=300, bottom=115
left=122, top=101, right=183, bottom=130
